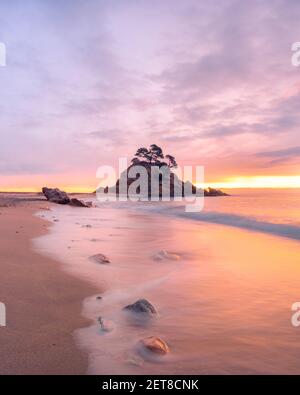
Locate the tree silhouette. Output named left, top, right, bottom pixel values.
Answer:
left=165, top=154, right=178, bottom=169
left=132, top=144, right=177, bottom=170
left=131, top=157, right=141, bottom=165
left=148, top=144, right=164, bottom=164
left=133, top=147, right=151, bottom=162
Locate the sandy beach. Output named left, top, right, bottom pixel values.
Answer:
left=0, top=195, right=97, bottom=375
left=33, top=190, right=300, bottom=375
left=1, top=190, right=300, bottom=375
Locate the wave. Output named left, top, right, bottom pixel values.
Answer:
left=139, top=204, right=300, bottom=241
left=177, top=210, right=300, bottom=241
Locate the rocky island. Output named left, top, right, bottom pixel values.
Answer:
left=97, top=145, right=228, bottom=198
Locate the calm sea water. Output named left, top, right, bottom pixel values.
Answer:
left=33, top=189, right=300, bottom=374
left=203, top=188, right=300, bottom=225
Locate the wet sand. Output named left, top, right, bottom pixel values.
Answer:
left=0, top=197, right=98, bottom=374
left=34, top=199, right=300, bottom=375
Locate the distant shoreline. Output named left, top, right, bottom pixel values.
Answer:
left=2, top=186, right=300, bottom=195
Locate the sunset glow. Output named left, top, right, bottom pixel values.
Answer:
left=202, top=176, right=300, bottom=190
left=0, top=1, right=300, bottom=192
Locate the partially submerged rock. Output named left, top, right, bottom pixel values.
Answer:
left=123, top=299, right=157, bottom=317
left=152, top=250, right=180, bottom=261
left=205, top=187, right=228, bottom=197
left=89, top=253, right=110, bottom=264
left=42, top=187, right=70, bottom=205
left=139, top=336, right=169, bottom=355
left=42, top=187, right=91, bottom=207
left=69, top=198, right=89, bottom=207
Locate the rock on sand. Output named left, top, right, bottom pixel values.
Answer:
left=152, top=250, right=180, bottom=261
left=89, top=253, right=110, bottom=264
left=139, top=336, right=169, bottom=355
left=123, top=299, right=157, bottom=317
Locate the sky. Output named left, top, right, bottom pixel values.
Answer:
left=0, top=0, right=300, bottom=191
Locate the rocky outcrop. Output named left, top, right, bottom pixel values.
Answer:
left=69, top=198, right=90, bottom=207
left=123, top=299, right=157, bottom=317
left=89, top=253, right=110, bottom=264
left=138, top=336, right=169, bottom=355
left=205, top=187, right=228, bottom=196
left=42, top=187, right=91, bottom=207
left=96, top=162, right=228, bottom=199
left=42, top=187, right=70, bottom=204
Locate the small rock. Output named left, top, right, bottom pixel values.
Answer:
left=98, top=316, right=114, bottom=333
left=123, top=299, right=157, bottom=317
left=152, top=250, right=180, bottom=261
left=139, top=336, right=169, bottom=355
left=89, top=253, right=110, bottom=264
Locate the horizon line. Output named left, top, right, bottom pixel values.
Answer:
left=1, top=175, right=300, bottom=194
